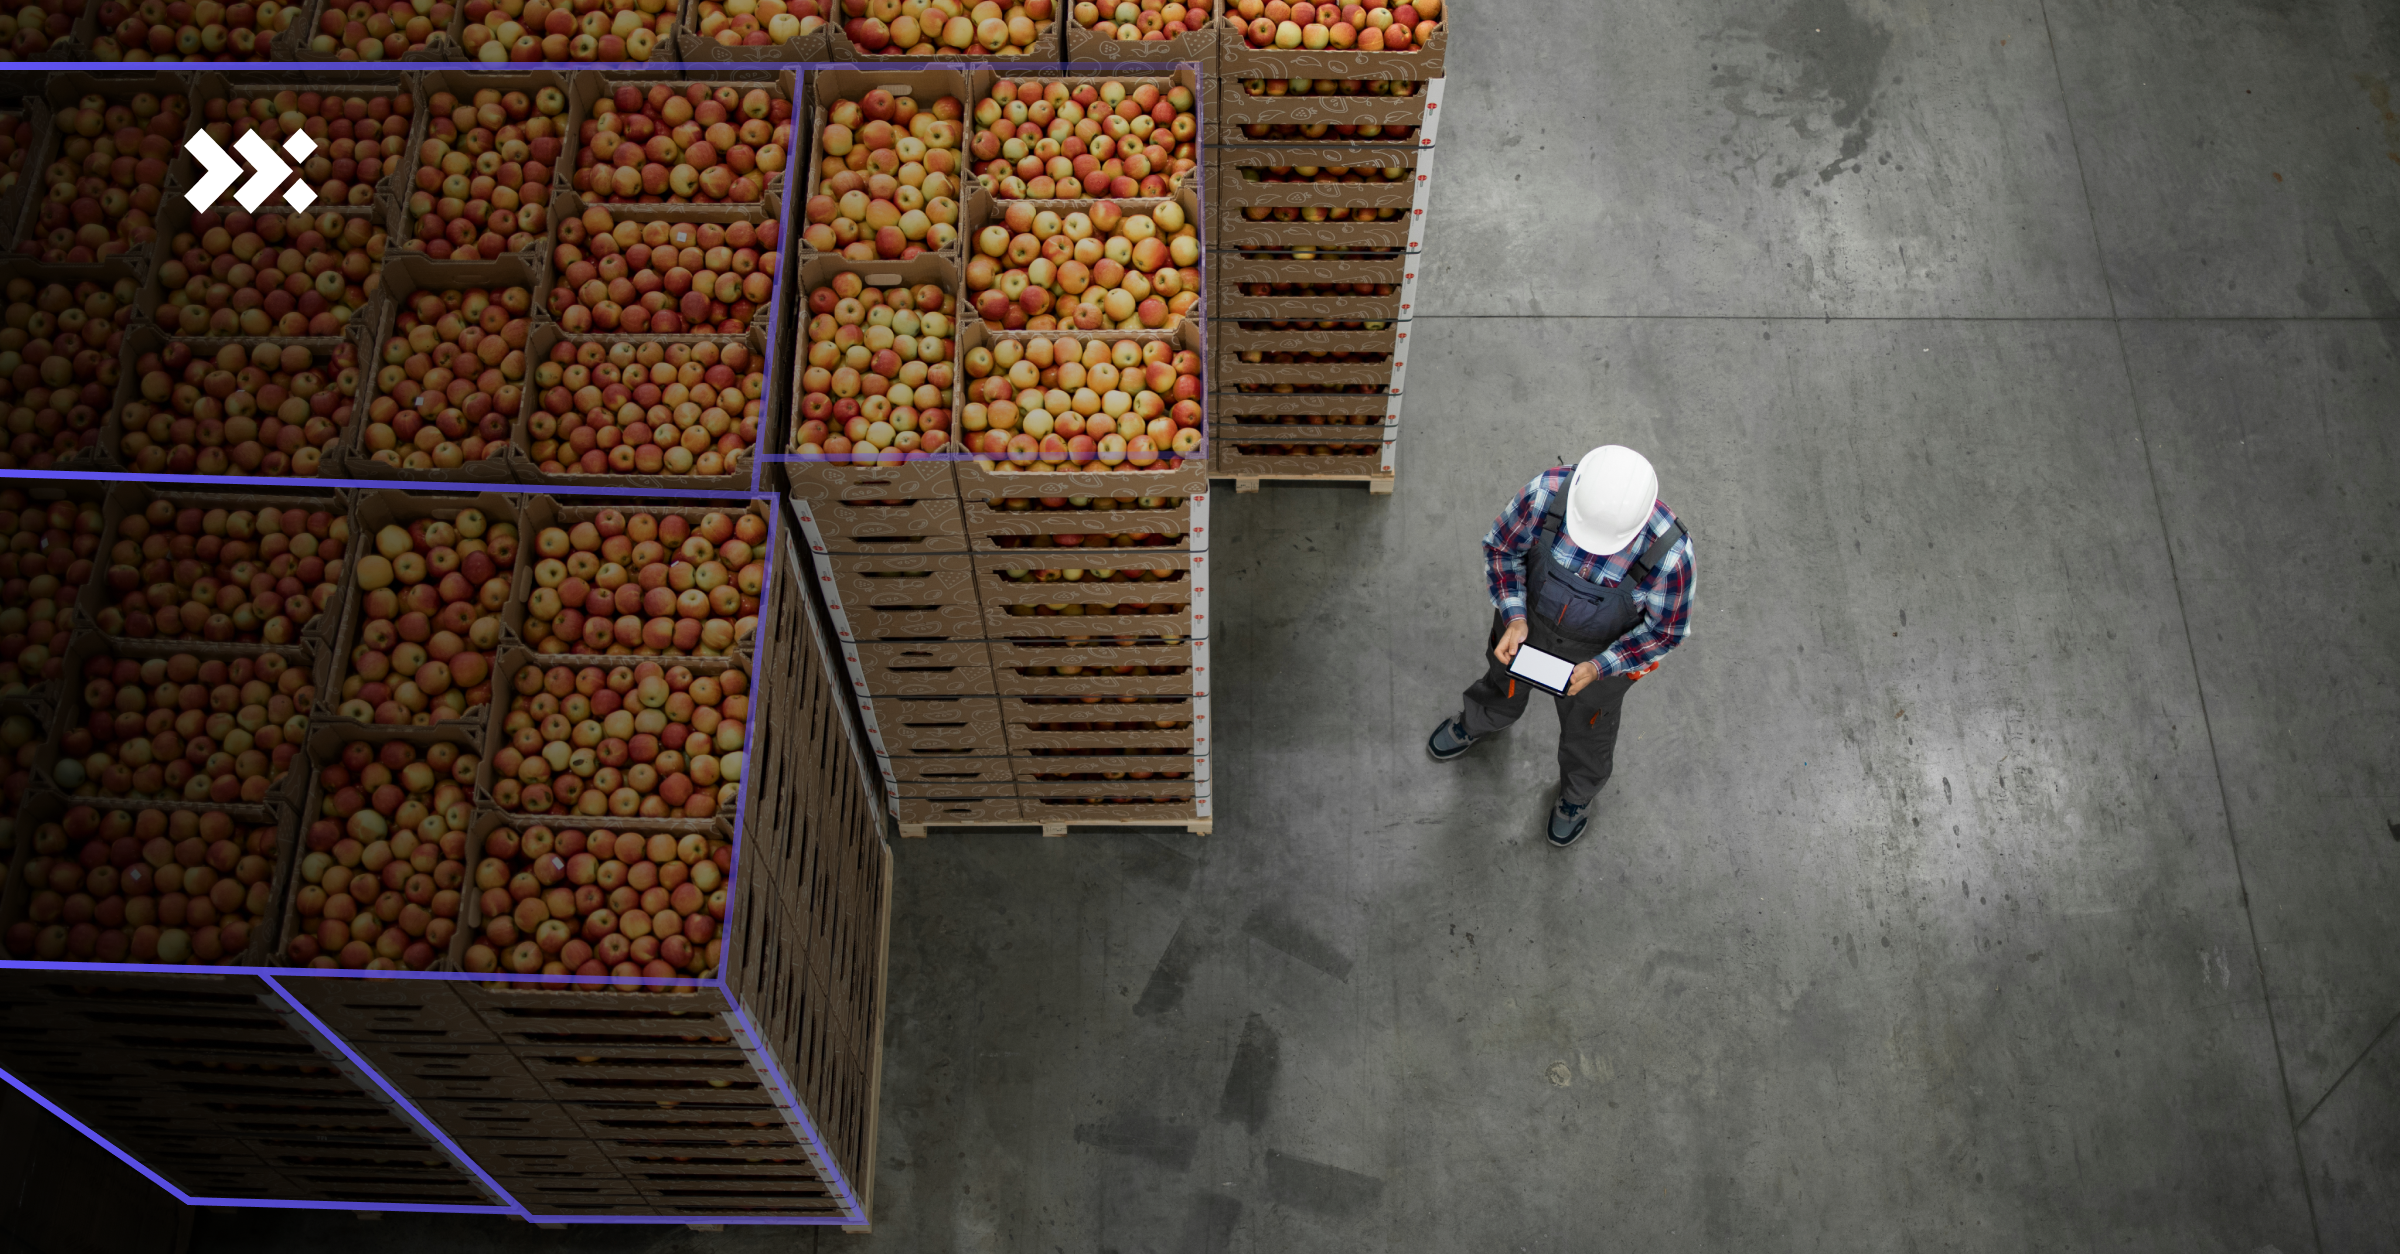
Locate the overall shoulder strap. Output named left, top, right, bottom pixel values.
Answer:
left=1629, top=518, right=1688, bottom=582
left=1536, top=469, right=1571, bottom=537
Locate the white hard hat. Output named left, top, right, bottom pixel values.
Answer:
left=1564, top=445, right=1657, bottom=556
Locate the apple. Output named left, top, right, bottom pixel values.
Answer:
left=91, top=0, right=303, bottom=59
left=284, top=739, right=478, bottom=970
left=803, top=87, right=962, bottom=260
left=969, top=78, right=1197, bottom=201
left=572, top=84, right=790, bottom=206
left=1230, top=349, right=1390, bottom=368
left=0, top=491, right=101, bottom=697
left=307, top=0, right=457, bottom=57
left=0, top=278, right=133, bottom=470
left=790, top=275, right=956, bottom=464
left=548, top=209, right=778, bottom=334
left=154, top=209, right=387, bottom=339
left=696, top=0, right=822, bottom=46
left=0, top=111, right=32, bottom=204
left=1230, top=78, right=1421, bottom=142
left=1072, top=0, right=1203, bottom=41
left=966, top=197, right=1200, bottom=332
left=92, top=499, right=351, bottom=647
left=49, top=650, right=312, bottom=805
left=1236, top=280, right=1401, bottom=298
left=333, top=511, right=518, bottom=726
left=16, top=91, right=182, bottom=264
left=1237, top=203, right=1406, bottom=224
left=0, top=0, right=81, bottom=57
left=461, top=823, right=731, bottom=981
left=520, top=510, right=766, bottom=655
left=839, top=0, right=1052, bottom=54
left=487, top=661, right=750, bottom=820
left=402, top=88, right=562, bottom=262
left=363, top=285, right=533, bottom=470
left=3, top=805, right=283, bottom=966
left=957, top=334, right=1203, bottom=471
left=197, top=87, right=413, bottom=209
left=117, top=340, right=360, bottom=479
left=459, top=0, right=672, bottom=61
left=527, top=339, right=762, bottom=478
left=1230, top=439, right=1382, bottom=458
left=1223, top=0, right=1439, bottom=49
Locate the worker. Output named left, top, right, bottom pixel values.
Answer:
left=1426, top=445, right=1695, bottom=846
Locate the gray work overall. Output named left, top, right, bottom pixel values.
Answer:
left=1460, top=483, right=1678, bottom=805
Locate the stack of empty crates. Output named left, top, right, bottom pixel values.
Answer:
left=1205, top=6, right=1450, bottom=492
left=788, top=459, right=1213, bottom=838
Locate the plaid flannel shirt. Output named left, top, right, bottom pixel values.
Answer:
left=1483, top=466, right=1695, bottom=677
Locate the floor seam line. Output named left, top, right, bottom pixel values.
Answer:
left=2034, top=0, right=2321, bottom=1244
left=2294, top=1003, right=2400, bottom=1131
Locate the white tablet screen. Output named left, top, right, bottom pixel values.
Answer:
left=1507, top=643, right=1576, bottom=694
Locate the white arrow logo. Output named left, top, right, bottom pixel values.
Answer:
left=188, top=130, right=319, bottom=214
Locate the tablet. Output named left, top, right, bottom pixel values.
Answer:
left=1506, top=642, right=1577, bottom=695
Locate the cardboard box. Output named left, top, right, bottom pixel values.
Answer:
left=35, top=631, right=319, bottom=813
left=1007, top=750, right=1196, bottom=782
left=1001, top=706, right=1197, bottom=750
left=785, top=253, right=963, bottom=462
left=972, top=547, right=1197, bottom=640
left=100, top=322, right=361, bottom=485
left=315, top=489, right=524, bottom=732
left=473, top=646, right=751, bottom=821
left=1215, top=388, right=1394, bottom=417
left=951, top=318, right=1211, bottom=498
left=954, top=183, right=1202, bottom=333
left=824, top=551, right=980, bottom=608
left=792, top=491, right=969, bottom=552
left=1213, top=320, right=1403, bottom=353
left=339, top=251, right=545, bottom=483
left=1213, top=250, right=1408, bottom=285
left=827, top=15, right=1061, bottom=63
left=1213, top=288, right=1407, bottom=320
left=961, top=67, right=1204, bottom=199
left=515, top=321, right=769, bottom=494
left=845, top=638, right=995, bottom=696
left=888, top=754, right=1016, bottom=796
left=835, top=602, right=990, bottom=641
left=1017, top=794, right=1203, bottom=823
left=555, top=71, right=796, bottom=217
left=10, top=72, right=195, bottom=276
left=1214, top=441, right=1395, bottom=479
left=1209, top=208, right=1411, bottom=251
left=678, top=0, right=834, bottom=62
left=786, top=448, right=963, bottom=504
left=501, top=493, right=769, bottom=660
left=892, top=795, right=1024, bottom=825
left=795, top=68, right=973, bottom=262
left=1211, top=145, right=1417, bottom=209
left=186, top=71, right=422, bottom=212
left=963, top=497, right=1198, bottom=551
left=861, top=693, right=1006, bottom=753
left=1063, top=0, right=1219, bottom=66
left=1214, top=79, right=1432, bottom=130
left=1214, top=353, right=1394, bottom=390
left=1217, top=4, right=1450, bottom=78
left=76, top=482, right=360, bottom=653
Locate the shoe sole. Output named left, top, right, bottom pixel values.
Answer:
left=1547, top=815, right=1588, bottom=846
left=1427, top=742, right=1472, bottom=762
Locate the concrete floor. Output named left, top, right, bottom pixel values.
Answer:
left=203, top=0, right=2398, bottom=1249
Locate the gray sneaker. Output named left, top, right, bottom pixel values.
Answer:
left=1548, top=797, right=1591, bottom=847
left=1426, top=715, right=1481, bottom=762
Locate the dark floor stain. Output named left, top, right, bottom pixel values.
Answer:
left=1264, top=1148, right=1384, bottom=1216
left=1764, top=0, right=1891, bottom=182
left=1073, top=1113, right=1199, bottom=1170
left=1134, top=920, right=1204, bottom=1017
left=1215, top=1013, right=1281, bottom=1134
left=1241, top=905, right=1353, bottom=981
left=1177, top=1191, right=1243, bottom=1254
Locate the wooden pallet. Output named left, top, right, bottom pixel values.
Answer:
left=1219, top=472, right=1395, bottom=495
left=897, top=817, right=1214, bottom=839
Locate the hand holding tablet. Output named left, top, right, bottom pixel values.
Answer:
left=1505, top=642, right=1580, bottom=695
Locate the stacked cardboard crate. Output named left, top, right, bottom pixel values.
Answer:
left=789, top=460, right=1213, bottom=838
left=1205, top=7, right=1451, bottom=491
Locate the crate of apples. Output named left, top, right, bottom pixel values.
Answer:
left=487, top=658, right=750, bottom=820
left=803, top=85, right=962, bottom=259
left=526, top=334, right=764, bottom=479
left=331, top=507, right=516, bottom=726
left=549, top=206, right=778, bottom=333
left=51, top=649, right=313, bottom=806
left=1224, top=0, right=1438, bottom=49
left=401, top=84, right=562, bottom=262
left=790, top=273, right=957, bottom=463
left=1070, top=0, right=1206, bottom=42
left=968, top=197, right=1199, bottom=332
left=17, top=90, right=184, bottom=264
left=958, top=333, right=1203, bottom=467
left=836, top=0, right=1053, bottom=55
left=91, top=0, right=305, bottom=58
left=358, top=277, right=534, bottom=474
left=194, top=85, right=410, bottom=209
left=4, top=803, right=285, bottom=965
left=152, top=209, right=387, bottom=338
left=87, top=494, right=353, bottom=646
left=0, top=491, right=102, bottom=699
left=116, top=336, right=360, bottom=479
left=284, top=738, right=477, bottom=970
left=307, top=0, right=457, bottom=58
left=969, top=78, right=1196, bottom=201
left=0, top=278, right=133, bottom=471
left=570, top=82, right=791, bottom=205
left=460, top=0, right=673, bottom=59
left=0, top=111, right=34, bottom=207
left=0, top=0, right=80, bottom=56
left=519, top=507, right=766, bottom=656
left=690, top=0, right=826, bottom=51
left=461, top=822, right=729, bottom=979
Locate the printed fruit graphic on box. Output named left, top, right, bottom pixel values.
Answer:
left=967, top=199, right=1199, bottom=331
left=790, top=276, right=957, bottom=462
left=91, top=499, right=351, bottom=645
left=17, top=90, right=183, bottom=264
left=805, top=87, right=963, bottom=260
left=958, top=335, right=1202, bottom=469
left=462, top=823, right=729, bottom=979
left=286, top=739, right=478, bottom=970
left=332, top=508, right=518, bottom=725
left=52, top=650, right=313, bottom=805
left=118, top=340, right=362, bottom=479
left=402, top=86, right=560, bottom=261
left=520, top=509, right=766, bottom=655
left=571, top=84, right=791, bottom=204
left=488, top=661, right=749, bottom=820
left=5, top=805, right=283, bottom=965
left=0, top=279, right=132, bottom=470
left=970, top=77, right=1195, bottom=201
